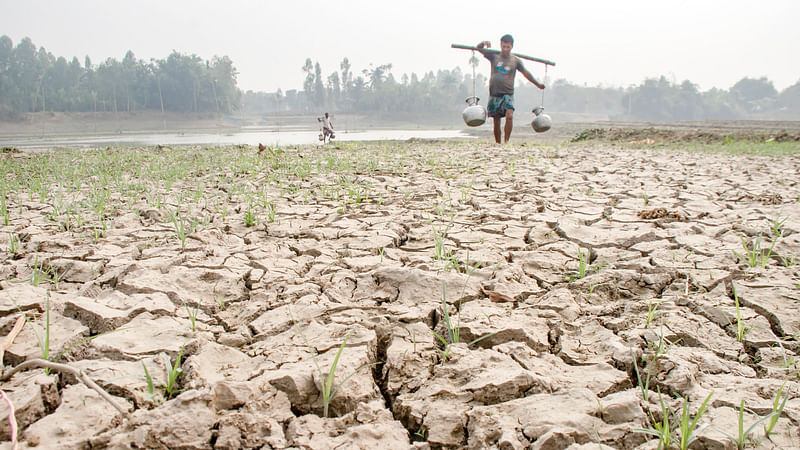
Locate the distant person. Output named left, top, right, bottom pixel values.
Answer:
left=477, top=34, right=544, bottom=144
left=318, top=112, right=334, bottom=143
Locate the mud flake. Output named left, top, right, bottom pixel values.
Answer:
left=89, top=312, right=197, bottom=360
left=22, top=383, right=131, bottom=448
left=0, top=372, right=58, bottom=440
left=558, top=319, right=629, bottom=366
left=286, top=400, right=410, bottom=449
left=735, top=276, right=800, bottom=339
left=4, top=311, right=89, bottom=366
left=466, top=388, right=614, bottom=449
left=381, top=321, right=439, bottom=396
left=182, top=340, right=264, bottom=389
left=454, top=300, right=552, bottom=353
left=93, top=389, right=217, bottom=449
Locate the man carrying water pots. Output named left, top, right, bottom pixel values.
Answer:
left=318, top=112, right=334, bottom=143
left=477, top=34, right=544, bottom=144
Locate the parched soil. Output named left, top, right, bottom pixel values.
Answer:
left=1, top=131, right=799, bottom=449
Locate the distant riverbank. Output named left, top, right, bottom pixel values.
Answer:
left=5, top=111, right=794, bottom=150
left=2, top=128, right=477, bottom=150
left=0, top=111, right=470, bottom=138
left=0, top=110, right=562, bottom=148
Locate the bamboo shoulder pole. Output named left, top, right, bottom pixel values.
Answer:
left=451, top=44, right=556, bottom=67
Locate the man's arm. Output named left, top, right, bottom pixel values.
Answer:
left=476, top=41, right=492, bottom=58
left=519, top=66, right=545, bottom=90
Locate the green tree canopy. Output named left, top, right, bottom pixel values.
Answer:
left=0, top=35, right=240, bottom=116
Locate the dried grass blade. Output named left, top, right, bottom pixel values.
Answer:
left=0, top=315, right=26, bottom=366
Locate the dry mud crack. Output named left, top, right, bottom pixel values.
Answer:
left=1, top=136, right=799, bottom=449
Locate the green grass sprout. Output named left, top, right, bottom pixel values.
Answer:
left=716, top=399, right=777, bottom=450
left=677, top=391, right=713, bottom=450
left=314, top=331, right=377, bottom=418
left=763, top=382, right=788, bottom=439
left=162, top=347, right=184, bottom=399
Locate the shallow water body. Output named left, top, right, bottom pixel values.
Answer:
left=4, top=128, right=472, bottom=150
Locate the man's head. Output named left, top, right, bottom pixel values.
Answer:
left=500, top=34, right=513, bottom=55
left=325, top=112, right=329, bottom=118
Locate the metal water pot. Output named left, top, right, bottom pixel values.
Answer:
left=462, top=96, right=487, bottom=127
left=531, top=106, right=552, bottom=133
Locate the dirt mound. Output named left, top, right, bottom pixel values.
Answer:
left=571, top=127, right=800, bottom=144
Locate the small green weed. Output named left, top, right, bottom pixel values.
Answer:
left=443, top=251, right=482, bottom=274
left=780, top=253, right=797, bottom=267
left=770, top=216, right=787, bottom=237
left=763, top=383, right=788, bottom=439
left=636, top=390, right=713, bottom=450
left=431, top=281, right=493, bottom=362
left=244, top=207, right=257, bottom=227
left=636, top=389, right=672, bottom=449
left=646, top=299, right=662, bottom=328
left=649, top=321, right=679, bottom=356
left=576, top=248, right=589, bottom=279
left=313, top=331, right=377, bottom=418
left=431, top=216, right=454, bottom=261
left=676, top=391, right=713, bottom=450
left=732, top=284, right=749, bottom=343
left=142, top=361, right=156, bottom=400
left=168, top=209, right=189, bottom=251
left=733, top=234, right=778, bottom=269
left=92, top=218, right=108, bottom=243
left=7, top=232, right=19, bottom=255
left=28, top=255, right=48, bottom=287
left=716, top=399, right=777, bottom=450
left=183, top=301, right=199, bottom=332
left=568, top=247, right=599, bottom=281
left=631, top=347, right=653, bottom=402
left=31, top=294, right=52, bottom=373
left=0, top=191, right=8, bottom=226
left=47, top=265, right=65, bottom=290
left=162, top=347, right=184, bottom=399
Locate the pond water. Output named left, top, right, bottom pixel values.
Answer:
left=4, top=128, right=473, bottom=150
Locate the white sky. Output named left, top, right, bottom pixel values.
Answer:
left=2, top=0, right=799, bottom=93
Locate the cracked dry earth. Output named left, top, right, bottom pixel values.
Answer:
left=1, top=139, right=799, bottom=449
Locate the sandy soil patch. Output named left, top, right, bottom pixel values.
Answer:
left=1, top=131, right=799, bottom=449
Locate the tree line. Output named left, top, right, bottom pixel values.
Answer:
left=242, top=56, right=490, bottom=118
left=2, top=35, right=798, bottom=121
left=244, top=55, right=800, bottom=121
left=0, top=35, right=240, bottom=119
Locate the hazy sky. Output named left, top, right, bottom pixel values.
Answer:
left=2, top=0, right=799, bottom=93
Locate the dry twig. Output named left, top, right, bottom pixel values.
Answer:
left=1, top=359, right=128, bottom=416
left=0, top=315, right=26, bottom=366
left=0, top=389, right=18, bottom=450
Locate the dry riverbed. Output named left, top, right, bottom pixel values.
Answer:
left=1, top=129, right=799, bottom=449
